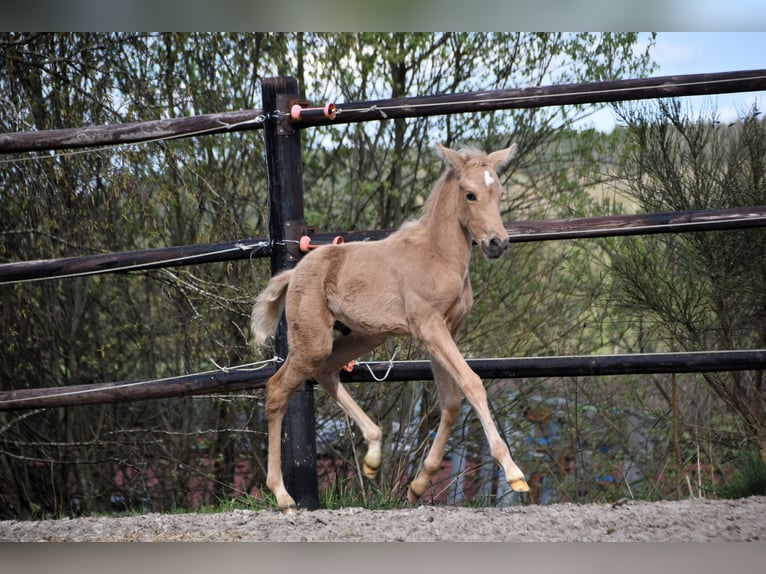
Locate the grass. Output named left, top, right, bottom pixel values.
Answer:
left=319, top=480, right=405, bottom=510
left=716, top=450, right=766, bottom=499
left=171, top=484, right=404, bottom=515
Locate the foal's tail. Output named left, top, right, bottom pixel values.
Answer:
left=250, top=269, right=294, bottom=349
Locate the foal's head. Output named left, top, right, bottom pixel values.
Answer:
left=435, top=142, right=517, bottom=259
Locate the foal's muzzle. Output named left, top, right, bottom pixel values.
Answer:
left=481, top=236, right=509, bottom=259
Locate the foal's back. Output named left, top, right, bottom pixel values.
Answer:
left=285, top=227, right=429, bottom=339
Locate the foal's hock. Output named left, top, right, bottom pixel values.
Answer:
left=251, top=141, right=529, bottom=513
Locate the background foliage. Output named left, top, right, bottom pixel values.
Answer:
left=0, top=33, right=763, bottom=519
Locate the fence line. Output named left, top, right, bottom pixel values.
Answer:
left=0, top=238, right=274, bottom=285
left=0, top=109, right=266, bottom=153
left=2, top=350, right=765, bottom=412
left=1, top=73, right=764, bottom=407
left=4, top=68, right=766, bottom=511
left=2, top=69, right=766, bottom=155
left=3, top=207, right=765, bottom=285
left=294, top=69, right=766, bottom=127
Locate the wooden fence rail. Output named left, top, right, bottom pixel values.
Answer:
left=0, top=238, right=273, bottom=284
left=0, top=109, right=265, bottom=153
left=2, top=350, right=765, bottom=412
left=3, top=206, right=765, bottom=284
left=2, top=69, right=766, bottom=154
left=3, top=69, right=766, bottom=510
left=293, top=69, right=766, bottom=128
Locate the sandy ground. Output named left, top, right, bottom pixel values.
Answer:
left=1, top=496, right=765, bottom=542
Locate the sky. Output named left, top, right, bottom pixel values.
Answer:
left=585, top=32, right=766, bottom=132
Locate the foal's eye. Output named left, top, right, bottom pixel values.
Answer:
left=465, top=192, right=477, bottom=201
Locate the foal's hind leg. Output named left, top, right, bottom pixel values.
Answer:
left=316, top=377, right=384, bottom=478
left=264, top=358, right=315, bottom=513
left=315, top=332, right=386, bottom=479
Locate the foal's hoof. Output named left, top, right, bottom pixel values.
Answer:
left=279, top=505, right=298, bottom=515
left=362, top=462, right=379, bottom=479
left=407, top=485, right=423, bottom=505
left=510, top=478, right=530, bottom=492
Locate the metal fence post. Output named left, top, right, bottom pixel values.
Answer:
left=261, top=76, right=319, bottom=510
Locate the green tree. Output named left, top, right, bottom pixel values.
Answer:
left=0, top=33, right=273, bottom=517
left=0, top=33, right=656, bottom=516
left=606, top=99, right=766, bottom=462
left=296, top=32, right=657, bottom=501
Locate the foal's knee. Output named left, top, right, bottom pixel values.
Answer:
left=265, top=368, right=305, bottom=419
left=265, top=377, right=287, bottom=419
left=461, top=373, right=488, bottom=406
left=441, top=399, right=460, bottom=426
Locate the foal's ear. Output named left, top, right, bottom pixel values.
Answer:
left=435, top=142, right=466, bottom=171
left=488, top=143, right=518, bottom=174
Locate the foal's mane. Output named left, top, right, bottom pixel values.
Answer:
left=453, top=146, right=494, bottom=169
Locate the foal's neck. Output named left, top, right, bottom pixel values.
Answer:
left=417, top=175, right=473, bottom=267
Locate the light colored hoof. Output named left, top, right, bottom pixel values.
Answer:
left=509, top=478, right=530, bottom=492
left=278, top=503, right=298, bottom=515
left=407, top=485, right=422, bottom=505
left=363, top=462, right=379, bottom=479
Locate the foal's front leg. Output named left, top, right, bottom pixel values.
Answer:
left=412, top=315, right=529, bottom=496
left=407, top=292, right=467, bottom=503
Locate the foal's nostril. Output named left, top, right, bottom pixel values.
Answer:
left=490, top=236, right=509, bottom=251
left=481, top=236, right=509, bottom=258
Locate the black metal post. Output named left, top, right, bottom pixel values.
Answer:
left=261, top=76, right=319, bottom=510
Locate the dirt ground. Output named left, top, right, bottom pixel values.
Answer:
left=1, top=496, right=765, bottom=542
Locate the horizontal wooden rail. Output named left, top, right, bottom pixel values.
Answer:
left=0, top=109, right=265, bottom=153
left=294, top=69, right=766, bottom=128
left=2, top=206, right=764, bottom=284
left=1, top=350, right=764, bottom=411
left=3, top=69, right=765, bottom=154
left=503, top=206, right=766, bottom=242
left=0, top=238, right=273, bottom=284
left=0, top=368, right=272, bottom=411
left=342, top=350, right=766, bottom=383
left=309, top=206, right=766, bottom=245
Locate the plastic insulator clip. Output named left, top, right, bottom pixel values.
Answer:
left=298, top=235, right=344, bottom=253
left=290, top=104, right=303, bottom=121
left=290, top=102, right=337, bottom=122
left=323, top=102, right=337, bottom=120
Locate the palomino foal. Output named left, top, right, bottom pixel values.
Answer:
left=251, top=142, right=529, bottom=513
